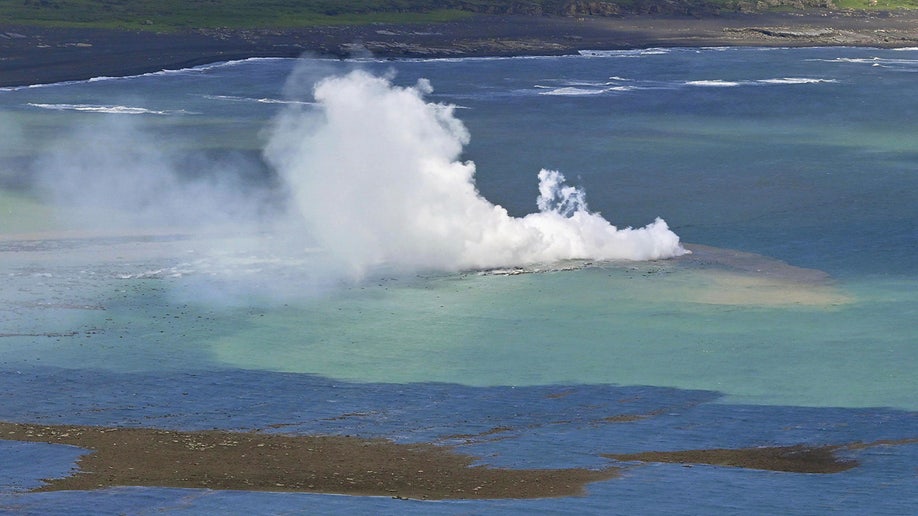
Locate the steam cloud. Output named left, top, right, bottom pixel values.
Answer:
left=265, top=70, right=686, bottom=277
left=26, top=65, right=685, bottom=287
left=33, top=117, right=273, bottom=231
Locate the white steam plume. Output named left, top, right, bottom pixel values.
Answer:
left=265, top=70, right=686, bottom=277
left=32, top=116, right=271, bottom=232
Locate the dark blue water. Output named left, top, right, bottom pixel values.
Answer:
left=1, top=367, right=915, bottom=514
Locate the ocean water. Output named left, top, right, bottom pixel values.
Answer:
left=0, top=47, right=916, bottom=514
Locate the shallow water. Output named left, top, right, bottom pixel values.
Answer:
left=1, top=47, right=916, bottom=513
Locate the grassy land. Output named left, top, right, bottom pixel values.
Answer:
left=0, top=1, right=474, bottom=30
left=2, top=0, right=917, bottom=32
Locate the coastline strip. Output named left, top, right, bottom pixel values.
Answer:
left=2, top=12, right=918, bottom=88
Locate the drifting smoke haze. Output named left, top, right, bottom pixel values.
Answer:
left=32, top=117, right=274, bottom=231
left=266, top=69, right=686, bottom=277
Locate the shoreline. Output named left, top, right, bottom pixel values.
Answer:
left=2, top=11, right=918, bottom=88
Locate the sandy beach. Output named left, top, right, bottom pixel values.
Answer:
left=3, top=11, right=918, bottom=87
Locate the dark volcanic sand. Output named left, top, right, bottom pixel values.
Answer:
left=3, top=422, right=913, bottom=498
left=3, top=11, right=918, bottom=87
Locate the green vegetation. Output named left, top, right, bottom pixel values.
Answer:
left=0, top=1, right=474, bottom=30
left=1, top=0, right=915, bottom=31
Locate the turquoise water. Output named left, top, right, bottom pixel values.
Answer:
left=1, top=47, right=916, bottom=513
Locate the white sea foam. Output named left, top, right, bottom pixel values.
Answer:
left=808, top=55, right=918, bottom=72
left=0, top=75, right=137, bottom=91
left=756, top=77, right=837, bottom=84
left=534, top=75, right=834, bottom=96
left=812, top=56, right=918, bottom=66
left=111, top=252, right=314, bottom=280
left=685, top=78, right=835, bottom=88
left=255, top=97, right=309, bottom=105
left=0, top=80, right=89, bottom=92
left=579, top=49, right=670, bottom=58
left=410, top=55, right=555, bottom=64
left=685, top=80, right=742, bottom=87
left=538, top=87, right=608, bottom=96
left=536, top=84, right=637, bottom=95
left=265, top=69, right=686, bottom=277
left=201, top=94, right=313, bottom=105
left=192, top=57, right=289, bottom=71
left=85, top=57, right=289, bottom=79
left=0, top=57, right=292, bottom=91
left=562, top=80, right=613, bottom=87
left=27, top=103, right=194, bottom=115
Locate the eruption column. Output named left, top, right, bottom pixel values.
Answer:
left=265, top=70, right=686, bottom=277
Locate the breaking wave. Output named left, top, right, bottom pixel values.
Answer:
left=27, top=103, right=194, bottom=115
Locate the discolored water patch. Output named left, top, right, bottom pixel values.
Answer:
left=604, top=439, right=918, bottom=474
left=0, top=422, right=617, bottom=500
left=674, top=243, right=853, bottom=307
left=677, top=244, right=831, bottom=284
left=3, top=420, right=915, bottom=499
